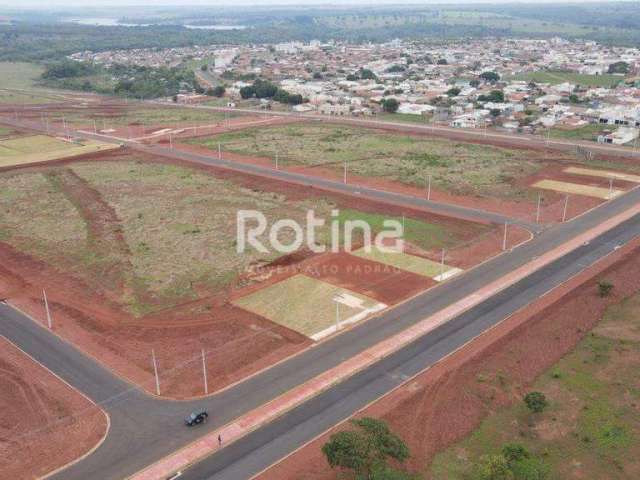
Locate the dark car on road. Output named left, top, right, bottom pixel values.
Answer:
left=185, top=410, right=209, bottom=426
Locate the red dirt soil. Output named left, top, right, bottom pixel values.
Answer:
left=0, top=148, right=521, bottom=399
left=0, top=238, right=311, bottom=399
left=0, top=337, right=107, bottom=480
left=258, top=236, right=640, bottom=480
left=302, top=252, right=435, bottom=305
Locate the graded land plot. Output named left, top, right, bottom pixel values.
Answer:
left=0, top=149, right=485, bottom=397
left=187, top=122, right=547, bottom=200
left=565, top=166, right=640, bottom=183
left=233, top=273, right=385, bottom=339
left=53, top=104, right=236, bottom=133
left=533, top=178, right=624, bottom=199
left=0, top=337, right=107, bottom=479
left=301, top=251, right=436, bottom=305
left=0, top=134, right=117, bottom=168
left=352, top=247, right=462, bottom=281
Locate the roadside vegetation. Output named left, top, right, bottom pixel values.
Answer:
left=322, top=417, right=418, bottom=480
left=430, top=281, right=640, bottom=479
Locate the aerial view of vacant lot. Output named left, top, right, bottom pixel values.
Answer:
left=186, top=122, right=640, bottom=222
left=0, top=337, right=107, bottom=479
left=0, top=145, right=498, bottom=397
left=189, top=122, right=545, bottom=199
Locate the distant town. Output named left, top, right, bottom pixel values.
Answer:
left=70, top=37, right=640, bottom=146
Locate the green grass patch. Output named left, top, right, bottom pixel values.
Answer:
left=189, top=123, right=549, bottom=199
left=509, top=70, right=623, bottom=88
left=233, top=274, right=379, bottom=337
left=429, top=291, right=640, bottom=480
left=352, top=248, right=448, bottom=278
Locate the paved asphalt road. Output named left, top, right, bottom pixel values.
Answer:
left=133, top=142, right=539, bottom=231
left=0, top=116, right=536, bottom=230
left=1, top=116, right=640, bottom=479
left=181, top=212, right=640, bottom=480
left=1, top=183, right=639, bottom=480
left=151, top=100, right=640, bottom=160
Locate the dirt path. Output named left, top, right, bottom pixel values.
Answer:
left=44, top=167, right=132, bottom=298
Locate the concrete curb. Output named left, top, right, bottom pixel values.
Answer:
left=127, top=202, right=640, bottom=480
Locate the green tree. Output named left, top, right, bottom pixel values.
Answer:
left=322, top=417, right=410, bottom=479
left=480, top=71, right=501, bottom=83
left=479, top=90, right=505, bottom=103
left=608, top=61, right=630, bottom=74
left=200, top=64, right=208, bottom=72
left=524, top=391, right=548, bottom=413
left=239, top=86, right=255, bottom=99
left=360, top=68, right=378, bottom=81
left=598, top=280, right=614, bottom=297
left=447, top=87, right=461, bottom=97
left=381, top=98, right=400, bottom=113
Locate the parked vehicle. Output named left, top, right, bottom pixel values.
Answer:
left=185, top=410, right=209, bottom=426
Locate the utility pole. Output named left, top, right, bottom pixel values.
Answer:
left=609, top=176, right=614, bottom=198
left=93, top=119, right=97, bottom=134
left=202, top=349, right=208, bottom=395
left=275, top=151, right=279, bottom=170
left=440, top=248, right=446, bottom=279
left=151, top=349, right=160, bottom=395
left=169, top=134, right=173, bottom=149
left=426, top=174, right=432, bottom=200
left=43, top=289, right=52, bottom=329
left=218, top=142, right=222, bottom=160
left=536, top=193, right=542, bottom=224
left=502, top=222, right=508, bottom=251
left=343, top=160, right=347, bottom=184
left=335, top=299, right=340, bottom=332
left=562, top=194, right=569, bottom=222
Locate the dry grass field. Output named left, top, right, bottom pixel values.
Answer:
left=0, top=134, right=117, bottom=167
left=189, top=123, right=549, bottom=199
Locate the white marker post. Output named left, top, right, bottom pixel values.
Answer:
left=275, top=151, right=279, bottom=170
left=609, top=177, right=614, bottom=198
left=218, top=143, right=222, bottom=160
left=440, top=248, right=445, bottom=279
left=93, top=120, right=97, bottom=134
left=202, top=349, right=208, bottom=395
left=502, top=222, right=508, bottom=251
left=169, top=134, right=173, bottom=149
left=562, top=194, right=569, bottom=222
left=427, top=174, right=432, bottom=200
left=151, top=349, right=160, bottom=395
left=536, top=193, right=542, bottom=224
left=343, top=160, right=347, bottom=184
left=43, top=289, right=52, bottom=329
